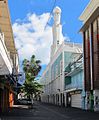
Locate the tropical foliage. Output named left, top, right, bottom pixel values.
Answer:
left=22, top=55, right=42, bottom=98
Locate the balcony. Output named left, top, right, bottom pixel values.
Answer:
left=64, top=54, right=83, bottom=91
left=67, top=63, right=83, bottom=76
left=65, top=83, right=82, bottom=91
left=0, top=32, right=13, bottom=75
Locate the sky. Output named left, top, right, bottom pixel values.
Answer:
left=8, top=0, right=90, bottom=83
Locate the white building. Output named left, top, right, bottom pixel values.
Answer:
left=40, top=7, right=83, bottom=107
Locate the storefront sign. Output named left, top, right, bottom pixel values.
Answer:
left=69, top=90, right=81, bottom=95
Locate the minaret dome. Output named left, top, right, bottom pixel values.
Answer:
left=53, top=6, right=61, bottom=25
left=53, top=6, right=61, bottom=14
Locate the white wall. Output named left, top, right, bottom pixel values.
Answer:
left=0, top=33, right=13, bottom=75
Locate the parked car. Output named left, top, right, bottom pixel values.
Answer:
left=16, top=98, right=32, bottom=105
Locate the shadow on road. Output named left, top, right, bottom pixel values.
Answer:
left=0, top=105, right=36, bottom=118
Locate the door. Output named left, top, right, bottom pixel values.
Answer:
left=71, top=94, right=82, bottom=108
left=67, top=93, right=71, bottom=107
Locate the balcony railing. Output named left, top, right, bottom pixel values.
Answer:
left=65, top=84, right=82, bottom=90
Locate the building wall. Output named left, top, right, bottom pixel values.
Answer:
left=83, top=16, right=99, bottom=90
left=0, top=0, right=16, bottom=53
left=0, top=82, right=15, bottom=112
left=64, top=53, right=84, bottom=109
left=0, top=0, right=19, bottom=112
left=41, top=52, right=63, bottom=104
left=51, top=53, right=63, bottom=93
left=40, top=6, right=83, bottom=107
left=41, top=45, right=82, bottom=107
left=80, top=0, right=99, bottom=111
left=64, top=52, right=72, bottom=69
left=65, top=71, right=83, bottom=90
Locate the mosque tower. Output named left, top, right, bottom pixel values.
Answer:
left=51, top=6, right=64, bottom=60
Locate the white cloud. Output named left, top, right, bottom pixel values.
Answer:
left=12, top=12, right=53, bottom=65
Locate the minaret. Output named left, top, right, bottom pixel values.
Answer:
left=51, top=7, right=63, bottom=60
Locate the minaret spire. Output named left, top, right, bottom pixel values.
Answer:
left=53, top=6, right=61, bottom=46
left=53, top=6, right=61, bottom=25
left=50, top=6, right=63, bottom=60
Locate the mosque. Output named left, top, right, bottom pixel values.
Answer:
left=40, top=6, right=83, bottom=109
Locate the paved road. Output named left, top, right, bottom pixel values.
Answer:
left=1, top=102, right=99, bottom=120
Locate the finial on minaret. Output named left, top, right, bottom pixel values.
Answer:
left=53, top=6, right=61, bottom=25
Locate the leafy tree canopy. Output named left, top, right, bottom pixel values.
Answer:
left=22, top=55, right=42, bottom=98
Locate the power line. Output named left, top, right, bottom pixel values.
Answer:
left=44, top=0, right=57, bottom=30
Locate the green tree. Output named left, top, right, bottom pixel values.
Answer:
left=22, top=55, right=42, bottom=100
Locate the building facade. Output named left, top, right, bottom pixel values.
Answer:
left=0, top=0, right=19, bottom=112
left=64, top=54, right=85, bottom=109
left=79, top=0, right=99, bottom=111
left=40, top=6, right=83, bottom=108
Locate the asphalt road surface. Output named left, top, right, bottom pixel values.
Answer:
left=1, top=102, right=99, bottom=120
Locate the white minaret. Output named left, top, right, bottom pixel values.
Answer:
left=51, top=6, right=63, bottom=60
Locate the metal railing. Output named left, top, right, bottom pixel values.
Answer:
left=65, top=84, right=82, bottom=90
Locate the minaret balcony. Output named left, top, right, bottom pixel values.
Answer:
left=0, top=32, right=13, bottom=75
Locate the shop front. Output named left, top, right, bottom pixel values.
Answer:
left=67, top=90, right=82, bottom=108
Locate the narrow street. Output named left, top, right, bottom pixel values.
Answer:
left=1, top=102, right=99, bottom=120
